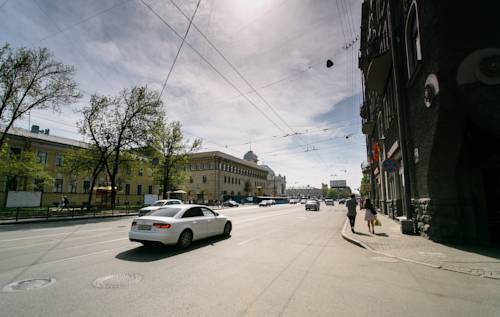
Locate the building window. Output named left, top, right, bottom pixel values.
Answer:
left=55, top=153, right=64, bottom=167
left=137, top=185, right=142, bottom=195
left=138, top=169, right=143, bottom=176
left=83, top=181, right=91, bottom=193
left=147, top=168, right=153, bottom=177
left=148, top=185, right=153, bottom=195
left=54, top=178, right=63, bottom=193
left=189, top=176, right=194, bottom=183
left=9, top=147, right=21, bottom=159
left=125, top=184, right=131, bottom=195
left=69, top=182, right=77, bottom=193
left=405, top=1, right=422, bottom=78
left=37, top=151, right=48, bottom=164
left=203, top=176, right=207, bottom=183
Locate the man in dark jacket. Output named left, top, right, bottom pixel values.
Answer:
left=346, top=194, right=357, bottom=233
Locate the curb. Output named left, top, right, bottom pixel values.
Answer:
left=341, top=220, right=500, bottom=280
left=341, top=219, right=441, bottom=269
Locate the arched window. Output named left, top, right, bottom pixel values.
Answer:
left=405, top=1, right=422, bottom=78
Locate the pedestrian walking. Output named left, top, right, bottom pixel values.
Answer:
left=346, top=194, right=357, bottom=233
left=363, top=198, right=377, bottom=234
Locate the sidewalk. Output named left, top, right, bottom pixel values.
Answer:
left=342, top=212, right=500, bottom=280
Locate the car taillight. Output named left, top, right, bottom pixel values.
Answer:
left=153, top=223, right=171, bottom=229
left=131, top=221, right=137, bottom=227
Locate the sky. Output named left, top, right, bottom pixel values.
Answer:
left=0, top=0, right=366, bottom=191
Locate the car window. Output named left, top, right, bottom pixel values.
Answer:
left=148, top=207, right=182, bottom=217
left=151, top=201, right=165, bottom=206
left=201, top=207, right=215, bottom=217
left=182, top=207, right=204, bottom=218
left=167, top=201, right=180, bottom=205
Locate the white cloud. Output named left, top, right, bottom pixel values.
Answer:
left=2, top=0, right=366, bottom=190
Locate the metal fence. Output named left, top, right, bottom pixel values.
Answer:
left=0, top=204, right=143, bottom=222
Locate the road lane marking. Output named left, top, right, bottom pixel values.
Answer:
left=0, top=230, right=129, bottom=251
left=0, top=227, right=118, bottom=242
left=234, top=210, right=299, bottom=225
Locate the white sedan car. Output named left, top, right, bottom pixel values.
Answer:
left=129, top=204, right=232, bottom=249
left=138, top=199, right=182, bottom=217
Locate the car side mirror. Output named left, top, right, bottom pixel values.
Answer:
left=215, top=212, right=219, bottom=216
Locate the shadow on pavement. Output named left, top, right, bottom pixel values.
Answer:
left=115, top=235, right=230, bottom=262
left=354, top=232, right=371, bottom=237
left=442, top=243, right=500, bottom=260
left=374, top=233, right=389, bottom=237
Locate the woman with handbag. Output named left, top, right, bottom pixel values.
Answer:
left=363, top=198, right=377, bottom=234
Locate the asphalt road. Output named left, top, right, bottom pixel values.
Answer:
left=1, top=203, right=499, bottom=317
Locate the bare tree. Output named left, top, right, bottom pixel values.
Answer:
left=79, top=86, right=162, bottom=208
left=148, top=120, right=201, bottom=199
left=0, top=43, right=80, bottom=149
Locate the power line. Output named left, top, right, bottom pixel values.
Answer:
left=33, top=0, right=132, bottom=44
left=169, top=0, right=332, bottom=172
left=158, top=0, right=201, bottom=100
left=140, top=0, right=288, bottom=135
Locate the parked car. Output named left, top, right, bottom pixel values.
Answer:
left=305, top=200, right=320, bottom=211
left=325, top=199, right=334, bottom=206
left=138, top=199, right=183, bottom=216
left=259, top=200, right=273, bottom=207
left=223, top=200, right=239, bottom=207
left=270, top=199, right=276, bottom=205
left=289, top=199, right=299, bottom=204
left=338, top=199, right=346, bottom=205
left=129, top=205, right=232, bottom=248
left=300, top=199, right=307, bottom=204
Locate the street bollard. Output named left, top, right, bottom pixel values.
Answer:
left=15, top=208, right=19, bottom=222
left=46, top=207, right=49, bottom=219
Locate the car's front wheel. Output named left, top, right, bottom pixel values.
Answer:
left=177, top=230, right=193, bottom=249
left=223, top=222, right=232, bottom=237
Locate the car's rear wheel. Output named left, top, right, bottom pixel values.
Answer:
left=223, top=222, right=232, bottom=237
left=177, top=230, right=193, bottom=249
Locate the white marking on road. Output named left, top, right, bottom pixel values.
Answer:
left=0, top=227, right=117, bottom=242
left=0, top=230, right=128, bottom=251
left=234, top=210, right=298, bottom=225
left=63, top=238, right=128, bottom=250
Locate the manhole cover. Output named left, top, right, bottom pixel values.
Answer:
left=371, top=256, right=400, bottom=263
left=92, top=273, right=143, bottom=289
left=3, top=278, right=56, bottom=292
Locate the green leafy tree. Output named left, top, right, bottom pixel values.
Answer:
left=148, top=120, right=201, bottom=199
left=0, top=43, right=80, bottom=150
left=0, top=143, right=53, bottom=199
left=79, top=86, right=163, bottom=207
left=359, top=171, right=371, bottom=198
left=63, top=146, right=106, bottom=209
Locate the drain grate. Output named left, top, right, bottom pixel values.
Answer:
left=3, top=278, right=56, bottom=292
left=371, top=256, right=400, bottom=263
left=92, top=273, right=143, bottom=289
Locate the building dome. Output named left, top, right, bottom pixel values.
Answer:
left=243, top=150, right=258, bottom=163
left=260, top=164, right=275, bottom=177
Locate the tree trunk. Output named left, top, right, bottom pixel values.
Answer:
left=86, top=164, right=101, bottom=210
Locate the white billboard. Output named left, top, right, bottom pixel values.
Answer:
left=6, top=191, right=42, bottom=207
left=330, top=180, right=347, bottom=188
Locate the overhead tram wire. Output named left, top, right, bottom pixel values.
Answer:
left=32, top=0, right=133, bottom=45
left=140, top=0, right=288, bottom=136
left=158, top=0, right=201, bottom=101
left=168, top=0, right=333, bottom=172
